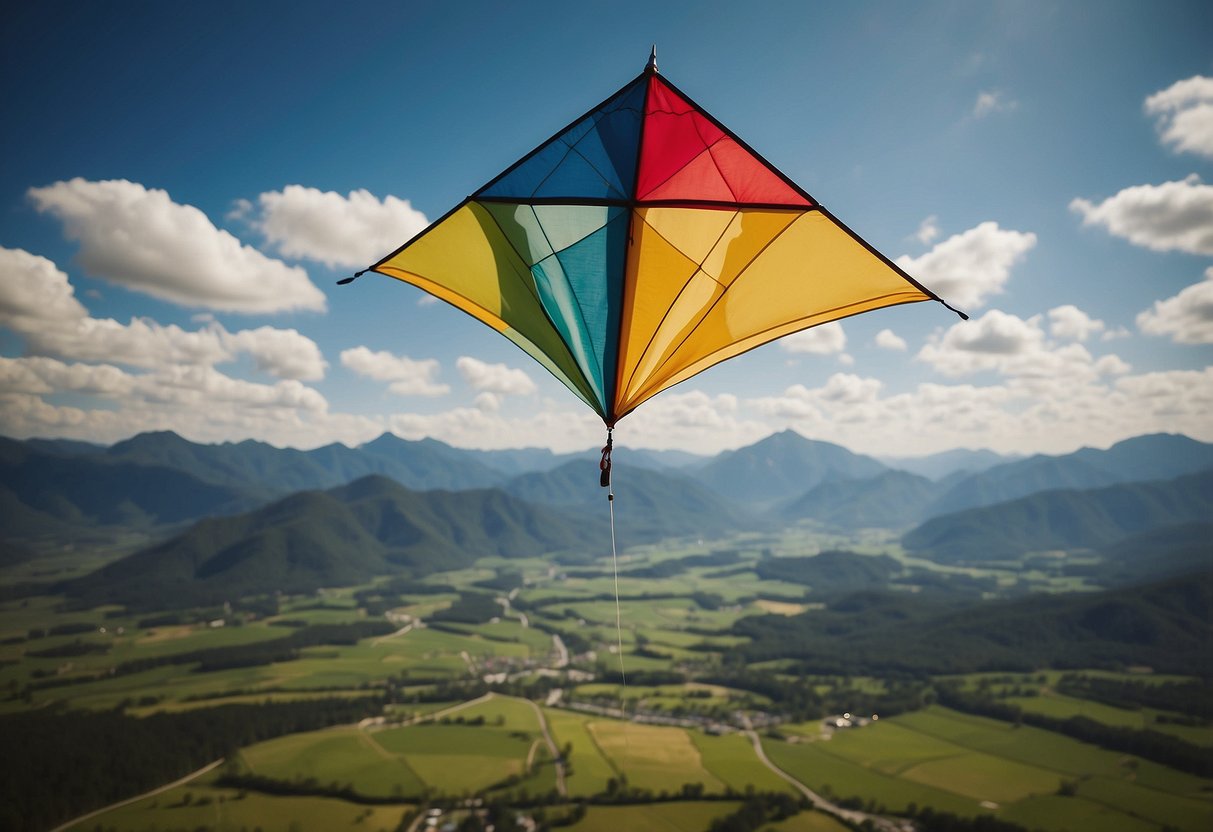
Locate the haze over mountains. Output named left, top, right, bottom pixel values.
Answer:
left=3, top=429, right=1211, bottom=601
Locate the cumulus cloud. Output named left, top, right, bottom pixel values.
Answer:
left=780, top=321, right=846, bottom=354
left=0, top=246, right=327, bottom=380
left=1145, top=75, right=1213, bottom=159
left=1048, top=305, right=1105, bottom=342
left=340, top=346, right=449, bottom=396
left=625, top=390, right=771, bottom=451
left=28, top=178, right=325, bottom=313
left=390, top=404, right=603, bottom=453
left=915, top=215, right=940, bottom=245
left=455, top=356, right=537, bottom=396
left=973, top=90, right=1017, bottom=118
left=1136, top=267, right=1213, bottom=344
left=895, top=222, right=1036, bottom=309
left=874, top=329, right=907, bottom=351
left=249, top=185, right=430, bottom=269
left=0, top=245, right=351, bottom=448
left=0, top=246, right=88, bottom=329
left=917, top=309, right=1128, bottom=383
left=0, top=355, right=374, bottom=449
left=1070, top=176, right=1213, bottom=256
left=744, top=356, right=1213, bottom=459
left=223, top=326, right=328, bottom=381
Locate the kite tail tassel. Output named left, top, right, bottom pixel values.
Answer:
left=599, top=429, right=614, bottom=489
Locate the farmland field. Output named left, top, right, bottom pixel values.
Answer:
left=764, top=705, right=1213, bottom=831
left=564, top=801, right=739, bottom=832
left=5, top=524, right=1211, bottom=832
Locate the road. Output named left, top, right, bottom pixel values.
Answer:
left=744, top=730, right=908, bottom=832
left=522, top=697, right=568, bottom=796
left=496, top=595, right=528, bottom=628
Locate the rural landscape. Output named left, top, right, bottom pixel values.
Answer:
left=2, top=428, right=1210, bottom=832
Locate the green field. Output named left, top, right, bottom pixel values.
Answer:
left=241, top=727, right=425, bottom=797
left=691, top=730, right=799, bottom=795
left=565, top=801, right=739, bottom=832
left=6, top=527, right=1212, bottom=832
left=372, top=695, right=550, bottom=795
left=545, top=708, right=619, bottom=796
left=764, top=706, right=1213, bottom=831
left=1007, top=691, right=1213, bottom=746
left=584, top=720, right=727, bottom=794
left=62, top=782, right=411, bottom=832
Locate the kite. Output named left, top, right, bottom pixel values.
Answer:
left=343, top=50, right=964, bottom=475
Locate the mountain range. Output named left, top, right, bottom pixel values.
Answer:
left=4, top=429, right=1211, bottom=586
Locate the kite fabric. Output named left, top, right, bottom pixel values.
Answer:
left=358, top=56, right=965, bottom=427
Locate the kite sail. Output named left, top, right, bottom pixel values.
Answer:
left=347, top=51, right=964, bottom=427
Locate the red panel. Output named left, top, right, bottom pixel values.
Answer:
left=636, top=76, right=812, bottom=206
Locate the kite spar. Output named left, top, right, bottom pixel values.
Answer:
left=344, top=50, right=964, bottom=467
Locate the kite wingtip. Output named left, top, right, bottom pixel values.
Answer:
left=939, top=298, right=968, bottom=320
left=647, top=45, right=658, bottom=74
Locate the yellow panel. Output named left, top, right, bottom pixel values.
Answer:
left=615, top=211, right=701, bottom=404
left=617, top=208, right=800, bottom=410
left=615, top=210, right=929, bottom=418
left=637, top=207, right=737, bottom=269
left=375, top=202, right=601, bottom=413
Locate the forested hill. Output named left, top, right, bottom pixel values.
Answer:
left=66, top=475, right=598, bottom=610
left=734, top=568, right=1213, bottom=675
left=902, top=468, right=1213, bottom=562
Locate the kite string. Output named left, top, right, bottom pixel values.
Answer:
left=604, top=430, right=630, bottom=774
left=609, top=465, right=626, bottom=690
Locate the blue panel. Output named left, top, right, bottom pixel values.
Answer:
left=480, top=78, right=645, bottom=201
left=539, top=208, right=628, bottom=409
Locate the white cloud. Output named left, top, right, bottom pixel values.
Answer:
left=915, top=215, right=940, bottom=245
left=1048, top=305, right=1105, bottom=342
left=340, top=346, right=449, bottom=396
left=455, top=356, right=537, bottom=396
left=391, top=404, right=603, bottom=453
left=223, top=326, right=328, bottom=381
left=474, top=392, right=502, bottom=412
left=249, top=185, right=429, bottom=270
left=0, top=356, right=133, bottom=397
left=1136, top=267, right=1213, bottom=344
left=0, top=246, right=327, bottom=380
left=874, top=328, right=907, bottom=351
left=0, top=355, right=373, bottom=449
left=917, top=309, right=1128, bottom=383
left=28, top=178, right=325, bottom=313
left=625, top=390, right=770, bottom=452
left=1070, top=175, right=1213, bottom=256
left=973, top=90, right=1017, bottom=118
left=1145, top=75, right=1213, bottom=159
left=818, top=373, right=883, bottom=404
left=742, top=357, right=1212, bottom=459
left=780, top=321, right=846, bottom=354
left=0, top=246, right=88, bottom=329
left=895, top=222, right=1036, bottom=309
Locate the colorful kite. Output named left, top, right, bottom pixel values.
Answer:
left=346, top=51, right=963, bottom=432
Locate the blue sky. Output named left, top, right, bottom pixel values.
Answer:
left=2, top=0, right=1211, bottom=457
